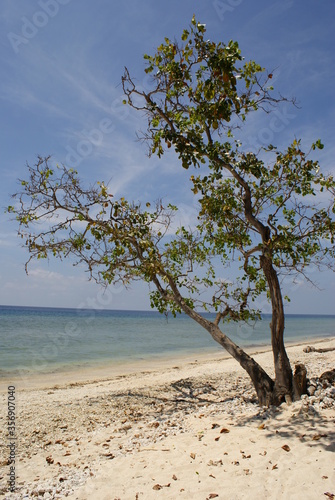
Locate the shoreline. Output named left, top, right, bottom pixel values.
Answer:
left=0, top=335, right=333, bottom=393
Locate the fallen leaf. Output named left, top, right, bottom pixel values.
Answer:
left=208, top=459, right=223, bottom=466
left=220, top=428, right=230, bottom=434
left=313, top=433, right=328, bottom=441
left=282, top=445, right=290, bottom=452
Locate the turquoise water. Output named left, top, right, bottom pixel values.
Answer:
left=0, top=305, right=334, bottom=377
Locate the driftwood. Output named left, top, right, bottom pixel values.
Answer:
left=303, top=345, right=335, bottom=353
left=319, top=369, right=335, bottom=384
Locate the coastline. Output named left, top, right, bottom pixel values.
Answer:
left=0, top=337, right=334, bottom=499
left=0, top=335, right=333, bottom=393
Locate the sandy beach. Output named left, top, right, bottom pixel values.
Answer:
left=0, top=337, right=334, bottom=499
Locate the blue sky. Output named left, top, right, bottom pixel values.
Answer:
left=0, top=0, right=334, bottom=312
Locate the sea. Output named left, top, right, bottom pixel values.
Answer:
left=0, top=305, right=334, bottom=378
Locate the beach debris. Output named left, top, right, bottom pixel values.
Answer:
left=324, top=493, right=334, bottom=499
left=211, top=423, right=220, bottom=429
left=190, top=452, right=196, bottom=459
left=258, top=423, right=266, bottom=430
left=207, top=494, right=219, bottom=499
left=172, top=474, right=178, bottom=480
left=303, top=346, right=335, bottom=354
left=272, top=464, right=278, bottom=470
left=312, top=433, right=327, bottom=441
left=46, top=456, right=54, bottom=464
left=320, top=369, right=335, bottom=384
left=208, top=459, right=223, bottom=466
left=220, top=427, right=230, bottom=433
left=153, top=483, right=170, bottom=490
left=301, top=370, right=335, bottom=408
left=281, top=445, right=290, bottom=452
left=259, top=450, right=267, bottom=456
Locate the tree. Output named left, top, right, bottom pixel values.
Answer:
left=8, top=17, right=335, bottom=406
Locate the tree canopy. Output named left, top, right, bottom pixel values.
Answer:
left=8, top=17, right=335, bottom=406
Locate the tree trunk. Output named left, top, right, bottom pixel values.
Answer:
left=170, top=296, right=277, bottom=405
left=159, top=274, right=288, bottom=406
left=293, top=363, right=307, bottom=400
left=260, top=254, right=294, bottom=403
left=208, top=323, right=276, bottom=406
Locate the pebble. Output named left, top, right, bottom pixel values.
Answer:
left=303, top=373, right=335, bottom=409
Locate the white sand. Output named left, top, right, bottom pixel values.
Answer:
left=0, top=338, right=334, bottom=499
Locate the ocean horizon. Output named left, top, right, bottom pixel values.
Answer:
left=1, top=304, right=334, bottom=378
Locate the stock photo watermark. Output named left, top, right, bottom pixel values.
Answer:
left=7, top=386, right=16, bottom=493
left=7, top=0, right=72, bottom=54
left=240, top=105, right=297, bottom=155
left=213, top=0, right=243, bottom=21
left=65, top=117, right=116, bottom=168
left=64, top=87, right=140, bottom=168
